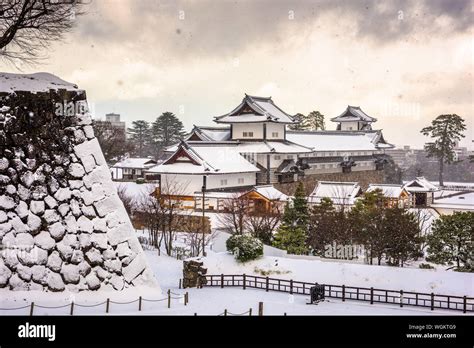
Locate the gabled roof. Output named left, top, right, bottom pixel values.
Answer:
left=214, top=94, right=296, bottom=124
left=185, top=126, right=231, bottom=141
left=403, top=177, right=439, bottom=192
left=147, top=141, right=260, bottom=175
left=112, top=158, right=157, bottom=169
left=309, top=181, right=362, bottom=205
left=331, top=106, right=377, bottom=123
left=242, top=185, right=289, bottom=201
left=367, top=184, right=408, bottom=198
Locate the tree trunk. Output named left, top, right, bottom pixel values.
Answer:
left=438, top=157, right=444, bottom=187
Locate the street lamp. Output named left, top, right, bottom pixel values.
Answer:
left=201, top=175, right=207, bottom=257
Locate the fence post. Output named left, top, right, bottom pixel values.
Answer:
left=342, top=285, right=345, bottom=302
left=106, top=298, right=110, bottom=313
left=249, top=308, right=252, bottom=316
left=431, top=293, right=434, bottom=311
left=463, top=296, right=466, bottom=314
left=179, top=279, right=182, bottom=289
left=400, top=290, right=403, bottom=307
left=139, top=296, right=142, bottom=311
left=167, top=290, right=171, bottom=308
left=290, top=279, right=293, bottom=295
left=30, top=302, right=34, bottom=316
left=70, top=302, right=74, bottom=316
left=370, top=288, right=374, bottom=305
left=185, top=292, right=189, bottom=306
left=243, top=274, right=246, bottom=290
left=258, top=302, right=263, bottom=316
left=221, top=274, right=224, bottom=288
left=224, top=309, right=227, bottom=316
left=266, top=277, right=269, bottom=292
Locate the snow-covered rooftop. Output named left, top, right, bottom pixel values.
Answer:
left=0, top=72, right=80, bottom=93
left=287, top=131, right=380, bottom=151
left=431, top=192, right=474, bottom=211
left=214, top=94, right=295, bottom=124
left=331, top=105, right=377, bottom=123
left=309, top=181, right=362, bottom=205
left=112, top=158, right=157, bottom=169
left=147, top=143, right=260, bottom=175
left=186, top=126, right=231, bottom=141
left=246, top=185, right=290, bottom=201
left=366, top=184, right=407, bottom=198
left=237, top=140, right=313, bottom=154
left=404, top=177, right=439, bottom=192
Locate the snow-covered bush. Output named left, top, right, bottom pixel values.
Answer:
left=226, top=234, right=263, bottom=262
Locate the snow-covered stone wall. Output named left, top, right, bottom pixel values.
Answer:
left=0, top=73, right=157, bottom=292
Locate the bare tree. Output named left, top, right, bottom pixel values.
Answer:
left=0, top=0, right=86, bottom=64
left=137, top=176, right=191, bottom=256
left=245, top=201, right=282, bottom=244
left=217, top=194, right=251, bottom=235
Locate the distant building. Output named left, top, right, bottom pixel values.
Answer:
left=330, top=105, right=377, bottom=131
left=403, top=177, right=439, bottom=207
left=95, top=113, right=126, bottom=135
left=366, top=184, right=411, bottom=208
left=111, top=158, right=158, bottom=180
left=386, top=146, right=416, bottom=169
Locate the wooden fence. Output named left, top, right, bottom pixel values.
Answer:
left=203, top=274, right=473, bottom=314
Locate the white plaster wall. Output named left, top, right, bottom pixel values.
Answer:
left=266, top=123, right=285, bottom=140
left=340, top=121, right=359, bottom=131
left=232, top=123, right=264, bottom=139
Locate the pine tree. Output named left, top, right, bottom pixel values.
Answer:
left=127, top=120, right=152, bottom=157
left=151, top=112, right=186, bottom=153
left=303, top=111, right=325, bottom=130
left=350, top=189, right=387, bottom=265
left=307, top=197, right=336, bottom=256
left=421, top=114, right=466, bottom=186
left=384, top=208, right=422, bottom=267
left=272, top=182, right=308, bottom=254
left=427, top=212, right=473, bottom=271
left=289, top=113, right=306, bottom=130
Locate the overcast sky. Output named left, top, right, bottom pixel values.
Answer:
left=1, top=0, right=473, bottom=149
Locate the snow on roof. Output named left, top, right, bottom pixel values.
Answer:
left=0, top=72, right=80, bottom=93
left=309, top=181, right=361, bottom=205
left=403, top=177, right=439, bottom=192
left=237, top=140, right=313, bottom=154
left=431, top=192, right=474, bottom=211
left=112, top=158, right=157, bottom=169
left=115, top=182, right=158, bottom=200
left=186, top=126, right=231, bottom=141
left=147, top=143, right=260, bottom=175
left=214, top=94, right=295, bottom=124
left=248, top=185, right=290, bottom=201
left=286, top=131, right=379, bottom=151
left=331, top=105, right=377, bottom=123
left=367, top=184, right=406, bottom=198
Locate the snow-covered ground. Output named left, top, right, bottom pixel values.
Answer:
left=2, top=247, right=471, bottom=316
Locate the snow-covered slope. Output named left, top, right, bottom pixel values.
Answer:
left=0, top=72, right=80, bottom=93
